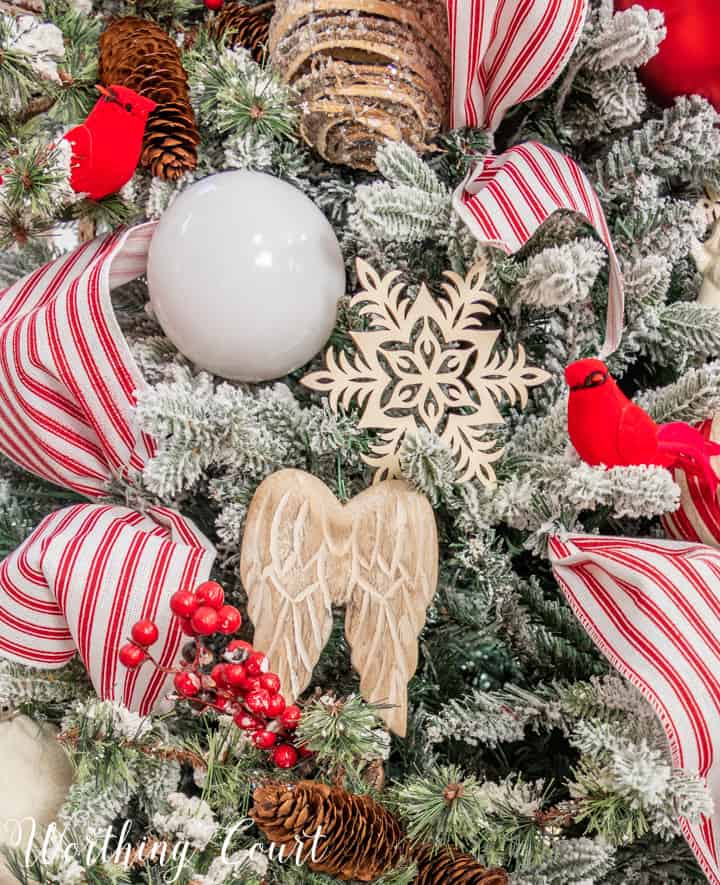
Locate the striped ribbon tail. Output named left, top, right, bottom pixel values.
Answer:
left=0, top=222, right=158, bottom=498
left=447, top=0, right=624, bottom=357
left=0, top=503, right=215, bottom=714
left=663, top=417, right=720, bottom=548
left=550, top=533, right=720, bottom=885
left=452, top=143, right=624, bottom=357
left=447, top=0, right=587, bottom=132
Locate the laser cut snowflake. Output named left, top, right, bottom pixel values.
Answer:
left=302, top=259, right=550, bottom=486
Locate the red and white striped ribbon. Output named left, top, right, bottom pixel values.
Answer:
left=0, top=222, right=158, bottom=498
left=550, top=534, right=720, bottom=884
left=447, top=0, right=624, bottom=357
left=0, top=223, right=221, bottom=711
left=0, top=502, right=215, bottom=714
left=663, top=416, right=720, bottom=548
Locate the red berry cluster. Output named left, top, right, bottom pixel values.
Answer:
left=118, top=581, right=304, bottom=769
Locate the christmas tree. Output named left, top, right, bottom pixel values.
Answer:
left=1, top=0, right=720, bottom=883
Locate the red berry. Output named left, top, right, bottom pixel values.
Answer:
left=214, top=696, right=230, bottom=712
left=216, top=605, right=242, bottom=635
left=170, top=589, right=198, bottom=619
left=211, top=664, right=228, bottom=688
left=245, top=651, right=268, bottom=676
left=180, top=617, right=197, bottom=637
left=205, top=0, right=224, bottom=9
left=191, top=605, right=220, bottom=636
left=195, top=581, right=225, bottom=610
left=234, top=710, right=262, bottom=730
left=239, top=673, right=261, bottom=693
left=266, top=693, right=286, bottom=718
left=119, top=643, right=146, bottom=668
left=245, top=688, right=271, bottom=714
left=253, top=729, right=278, bottom=749
left=224, top=663, right=247, bottom=689
left=298, top=745, right=314, bottom=758
left=174, top=671, right=201, bottom=697
left=272, top=744, right=299, bottom=769
left=259, top=672, right=281, bottom=695
left=131, top=619, right=159, bottom=647
left=225, top=639, right=253, bottom=660
left=280, top=705, right=302, bottom=729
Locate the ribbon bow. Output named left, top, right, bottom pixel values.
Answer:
left=0, top=225, right=216, bottom=712
left=448, top=0, right=624, bottom=357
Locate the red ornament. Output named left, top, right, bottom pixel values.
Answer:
left=191, top=605, right=220, bottom=636
left=234, top=710, right=262, bottom=730
left=131, top=619, right=159, bottom=647
left=170, top=589, right=199, bottom=619
left=119, top=642, right=146, bottom=668
left=245, top=651, right=268, bottom=676
left=253, top=729, right=278, bottom=749
left=272, top=744, right=299, bottom=769
left=63, top=85, right=157, bottom=201
left=266, top=694, right=286, bottom=717
left=216, top=604, right=242, bottom=634
left=614, top=0, right=720, bottom=112
left=259, top=672, right=281, bottom=695
left=174, top=671, right=201, bottom=697
left=245, top=688, right=271, bottom=714
left=205, top=0, right=224, bottom=9
left=280, top=705, right=302, bottom=729
left=566, top=359, right=720, bottom=493
left=195, top=580, right=225, bottom=610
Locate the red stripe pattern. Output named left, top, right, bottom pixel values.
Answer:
left=0, top=222, right=220, bottom=713
left=447, top=0, right=624, bottom=357
left=663, top=417, right=720, bottom=548
left=447, top=0, right=587, bottom=132
left=550, top=534, right=720, bottom=884
left=0, top=223, right=158, bottom=497
left=0, top=503, right=215, bottom=714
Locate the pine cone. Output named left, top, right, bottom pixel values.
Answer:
left=413, top=844, right=509, bottom=884
left=251, top=781, right=405, bottom=881
left=99, top=17, right=199, bottom=180
left=210, top=2, right=271, bottom=62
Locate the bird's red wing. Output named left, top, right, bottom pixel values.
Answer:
left=63, top=125, right=94, bottom=196
left=616, top=401, right=664, bottom=466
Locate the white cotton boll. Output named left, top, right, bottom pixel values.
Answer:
left=0, top=715, right=74, bottom=885
left=514, top=239, right=606, bottom=310
left=153, top=793, right=218, bottom=850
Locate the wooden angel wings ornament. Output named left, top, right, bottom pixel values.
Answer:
left=240, top=470, right=439, bottom=736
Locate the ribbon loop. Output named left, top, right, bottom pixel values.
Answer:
left=0, top=223, right=158, bottom=498
left=550, top=533, right=720, bottom=885
left=448, top=0, right=625, bottom=356
left=0, top=503, right=215, bottom=714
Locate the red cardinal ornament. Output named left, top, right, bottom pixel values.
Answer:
left=614, top=0, right=720, bottom=112
left=566, top=359, right=720, bottom=494
left=63, top=85, right=157, bottom=201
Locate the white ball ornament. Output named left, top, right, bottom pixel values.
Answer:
left=147, top=171, right=346, bottom=382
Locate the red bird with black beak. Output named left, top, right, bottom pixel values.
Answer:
left=566, top=358, right=720, bottom=494
left=63, top=85, right=157, bottom=201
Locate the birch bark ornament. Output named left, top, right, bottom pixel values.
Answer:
left=302, top=260, right=550, bottom=486
left=239, top=469, right=439, bottom=736
left=268, top=0, right=450, bottom=171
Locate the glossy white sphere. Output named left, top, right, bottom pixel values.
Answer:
left=147, top=171, right=345, bottom=382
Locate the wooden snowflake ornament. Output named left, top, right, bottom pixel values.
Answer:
left=302, top=259, right=550, bottom=485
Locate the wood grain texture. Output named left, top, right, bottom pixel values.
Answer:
left=240, top=469, right=439, bottom=735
